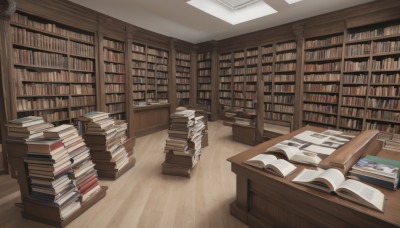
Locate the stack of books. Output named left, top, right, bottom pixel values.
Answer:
left=25, top=133, right=81, bottom=220
left=377, top=132, right=400, bottom=152
left=162, top=110, right=206, bottom=178
left=43, top=125, right=101, bottom=202
left=195, top=111, right=209, bottom=148
left=79, top=112, right=135, bottom=179
left=6, top=116, right=53, bottom=141
left=349, top=155, right=400, bottom=190
left=233, top=116, right=255, bottom=126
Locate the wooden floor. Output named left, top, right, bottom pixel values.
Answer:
left=0, top=121, right=250, bottom=228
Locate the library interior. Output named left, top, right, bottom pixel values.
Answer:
left=0, top=0, right=400, bottom=227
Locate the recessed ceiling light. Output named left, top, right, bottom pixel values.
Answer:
left=216, top=0, right=261, bottom=10
left=187, top=0, right=277, bottom=25
left=285, top=0, right=303, bottom=4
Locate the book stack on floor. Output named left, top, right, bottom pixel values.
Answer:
left=233, top=116, right=255, bottom=126
left=349, top=155, right=400, bottom=190
left=162, top=110, right=206, bottom=178
left=79, top=112, right=135, bottom=179
left=43, top=125, right=101, bottom=202
left=25, top=136, right=81, bottom=220
left=6, top=116, right=53, bottom=142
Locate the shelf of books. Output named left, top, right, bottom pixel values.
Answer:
left=303, top=34, right=343, bottom=129
left=197, top=51, right=212, bottom=112
left=244, top=47, right=258, bottom=114
left=132, top=43, right=169, bottom=105
left=346, top=20, right=400, bottom=134
left=218, top=52, right=233, bottom=111
left=176, top=51, right=191, bottom=107
left=11, top=11, right=97, bottom=125
left=232, top=50, right=246, bottom=110
left=262, top=40, right=297, bottom=127
left=102, top=37, right=126, bottom=120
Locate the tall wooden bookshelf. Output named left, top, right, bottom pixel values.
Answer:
left=302, top=34, right=343, bottom=129
left=176, top=50, right=191, bottom=107
left=244, top=47, right=258, bottom=113
left=11, top=11, right=97, bottom=125
left=197, top=51, right=212, bottom=112
left=218, top=52, right=233, bottom=110
left=102, top=37, right=126, bottom=120
left=132, top=42, right=169, bottom=104
left=346, top=20, right=400, bottom=134
left=262, top=40, right=296, bottom=125
left=218, top=47, right=258, bottom=113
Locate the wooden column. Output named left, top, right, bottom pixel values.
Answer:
left=0, top=0, right=16, bottom=174
left=292, top=23, right=305, bottom=131
left=210, top=41, right=218, bottom=121
left=126, top=28, right=135, bottom=138
left=190, top=49, right=197, bottom=108
left=255, top=45, right=264, bottom=143
left=169, top=38, right=177, bottom=113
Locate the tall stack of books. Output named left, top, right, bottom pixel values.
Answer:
left=79, top=112, right=135, bottom=179
left=349, top=155, right=400, bottom=190
left=195, top=111, right=209, bottom=148
left=6, top=116, right=53, bottom=141
left=43, top=125, right=101, bottom=202
left=162, top=110, right=206, bottom=178
left=25, top=134, right=81, bottom=220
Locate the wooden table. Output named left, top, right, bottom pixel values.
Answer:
left=228, top=126, right=400, bottom=227
left=133, top=104, right=170, bottom=137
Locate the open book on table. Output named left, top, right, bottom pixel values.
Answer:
left=292, top=168, right=385, bottom=213
left=265, top=142, right=322, bottom=166
left=244, top=154, right=297, bottom=178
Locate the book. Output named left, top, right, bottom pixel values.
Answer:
left=348, top=156, right=400, bottom=190
left=292, top=168, right=385, bottom=212
left=26, top=138, right=64, bottom=153
left=7, top=116, right=44, bottom=127
left=265, top=143, right=321, bottom=166
left=244, top=154, right=297, bottom=178
left=43, top=125, right=77, bottom=138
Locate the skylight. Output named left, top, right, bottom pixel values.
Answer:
left=187, top=0, right=277, bottom=25
left=285, top=0, right=303, bottom=4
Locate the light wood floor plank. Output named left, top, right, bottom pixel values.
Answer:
left=0, top=121, right=250, bottom=228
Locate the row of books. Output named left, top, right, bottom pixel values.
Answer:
left=104, top=49, right=125, bottom=63
left=305, top=47, right=342, bottom=60
left=305, top=35, right=343, bottom=49
left=103, top=39, right=124, bottom=51
left=12, top=12, right=95, bottom=43
left=15, top=69, right=94, bottom=83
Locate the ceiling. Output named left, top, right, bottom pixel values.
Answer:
left=69, top=0, right=375, bottom=44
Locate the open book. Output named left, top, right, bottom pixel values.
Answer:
left=244, top=154, right=297, bottom=178
left=292, top=168, right=385, bottom=212
left=265, top=142, right=322, bottom=166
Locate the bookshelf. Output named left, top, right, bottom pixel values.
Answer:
left=218, top=52, right=233, bottom=111
left=102, top=37, right=126, bottom=120
left=11, top=11, right=97, bottom=125
left=218, top=47, right=258, bottom=112
left=196, top=51, right=212, bottom=112
left=346, top=21, right=400, bottom=134
left=132, top=42, right=169, bottom=104
left=176, top=50, right=191, bottom=107
left=303, top=34, right=343, bottom=129
left=262, top=40, right=297, bottom=128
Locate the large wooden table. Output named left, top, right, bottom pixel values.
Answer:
left=133, top=103, right=170, bottom=137
left=228, top=126, right=400, bottom=227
